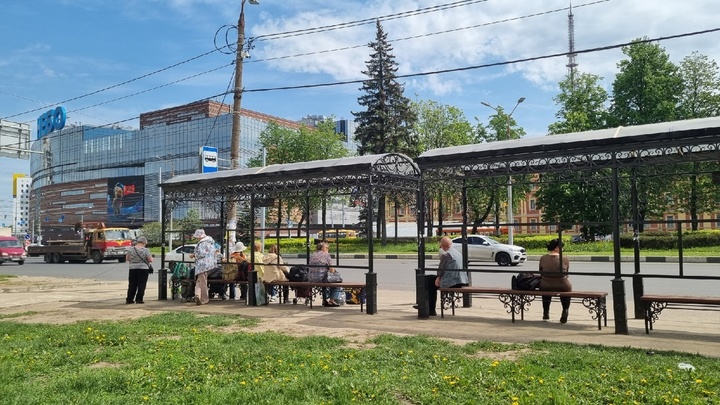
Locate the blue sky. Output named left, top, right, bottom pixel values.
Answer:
left=2, top=0, right=720, bottom=223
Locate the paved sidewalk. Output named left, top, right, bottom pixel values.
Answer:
left=1, top=277, right=719, bottom=357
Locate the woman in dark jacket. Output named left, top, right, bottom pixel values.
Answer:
left=538, top=238, right=572, bottom=323
left=126, top=236, right=153, bottom=304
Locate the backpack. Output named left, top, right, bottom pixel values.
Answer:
left=345, top=288, right=366, bottom=305
left=512, top=272, right=542, bottom=290
left=288, top=266, right=308, bottom=282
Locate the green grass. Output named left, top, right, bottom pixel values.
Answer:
left=1, top=312, right=718, bottom=404
left=0, top=275, right=16, bottom=282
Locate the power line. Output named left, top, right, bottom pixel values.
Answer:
left=254, top=0, right=489, bottom=41
left=240, top=27, right=720, bottom=93
left=250, top=0, right=609, bottom=64
left=1, top=49, right=220, bottom=120
left=2, top=0, right=490, bottom=122
left=67, top=26, right=720, bottom=132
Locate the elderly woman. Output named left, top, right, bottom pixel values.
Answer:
left=263, top=244, right=289, bottom=302
left=125, top=236, right=153, bottom=304
left=308, top=242, right=343, bottom=307
left=190, top=229, right=216, bottom=305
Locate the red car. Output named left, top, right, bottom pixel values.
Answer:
left=0, top=236, right=27, bottom=265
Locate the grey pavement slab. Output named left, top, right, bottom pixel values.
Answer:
left=1, top=278, right=718, bottom=358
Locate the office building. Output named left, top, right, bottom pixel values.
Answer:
left=28, top=101, right=301, bottom=238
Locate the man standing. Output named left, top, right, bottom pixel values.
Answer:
left=416, top=236, right=469, bottom=316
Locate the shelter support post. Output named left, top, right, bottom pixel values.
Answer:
left=612, top=167, right=628, bottom=334
left=248, top=270, right=257, bottom=306
left=158, top=199, right=168, bottom=300
left=366, top=185, right=377, bottom=314
left=461, top=180, right=471, bottom=308
left=631, top=169, right=644, bottom=318
left=365, top=272, right=377, bottom=315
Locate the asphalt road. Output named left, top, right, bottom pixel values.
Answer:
left=2, top=256, right=719, bottom=297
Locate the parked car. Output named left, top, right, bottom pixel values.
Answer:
left=0, top=236, right=27, bottom=265
left=163, top=244, right=197, bottom=269
left=450, top=235, right=527, bottom=266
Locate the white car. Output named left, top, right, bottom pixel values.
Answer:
left=163, top=244, right=196, bottom=268
left=451, top=235, right=527, bottom=266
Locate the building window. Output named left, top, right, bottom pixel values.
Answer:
left=529, top=200, right=536, bottom=211
left=530, top=219, right=537, bottom=231
left=666, top=215, right=675, bottom=229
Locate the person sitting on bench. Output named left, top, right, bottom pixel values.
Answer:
left=416, top=236, right=469, bottom=316
left=539, top=238, right=572, bottom=323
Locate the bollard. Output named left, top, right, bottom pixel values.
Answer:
left=415, top=268, right=429, bottom=319
left=158, top=268, right=168, bottom=300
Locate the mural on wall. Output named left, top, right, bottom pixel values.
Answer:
left=107, top=175, right=144, bottom=223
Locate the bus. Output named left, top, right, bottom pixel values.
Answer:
left=317, top=229, right=358, bottom=241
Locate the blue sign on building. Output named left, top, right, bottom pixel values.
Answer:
left=37, top=106, right=67, bottom=138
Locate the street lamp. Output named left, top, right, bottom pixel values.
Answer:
left=481, top=97, right=525, bottom=245
left=228, top=0, right=260, bottom=245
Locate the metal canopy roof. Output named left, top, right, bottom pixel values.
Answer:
left=161, top=153, right=420, bottom=196
left=416, top=117, right=720, bottom=175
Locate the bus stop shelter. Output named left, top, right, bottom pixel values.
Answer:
left=415, top=117, right=720, bottom=333
left=158, top=153, right=420, bottom=314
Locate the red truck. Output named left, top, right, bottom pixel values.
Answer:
left=27, top=223, right=133, bottom=264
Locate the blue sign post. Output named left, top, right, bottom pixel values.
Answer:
left=200, top=146, right=218, bottom=173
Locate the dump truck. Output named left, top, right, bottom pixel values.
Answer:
left=27, top=222, right=133, bottom=264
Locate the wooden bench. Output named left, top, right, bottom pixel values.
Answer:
left=641, top=294, right=720, bottom=334
left=264, top=281, right=367, bottom=312
left=439, top=287, right=608, bottom=330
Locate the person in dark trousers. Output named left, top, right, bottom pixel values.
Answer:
left=415, top=236, right=469, bottom=316
left=125, top=236, right=153, bottom=304
left=538, top=238, right=572, bottom=323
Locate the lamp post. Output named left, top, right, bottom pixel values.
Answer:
left=228, top=0, right=260, bottom=245
left=481, top=97, right=525, bottom=245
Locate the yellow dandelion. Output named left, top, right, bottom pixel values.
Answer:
left=696, top=379, right=703, bottom=384
left=240, top=381, right=246, bottom=385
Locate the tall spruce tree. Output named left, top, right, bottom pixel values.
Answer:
left=353, top=20, right=417, bottom=242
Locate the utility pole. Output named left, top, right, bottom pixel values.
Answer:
left=481, top=97, right=525, bottom=245
left=228, top=0, right=259, bottom=245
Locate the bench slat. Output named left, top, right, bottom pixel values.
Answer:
left=440, top=287, right=607, bottom=298
left=641, top=295, right=720, bottom=305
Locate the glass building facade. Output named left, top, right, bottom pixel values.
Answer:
left=28, top=101, right=300, bottom=237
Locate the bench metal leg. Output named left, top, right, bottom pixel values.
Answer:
left=581, top=297, right=607, bottom=330
left=644, top=301, right=667, bottom=334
